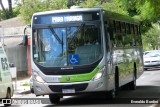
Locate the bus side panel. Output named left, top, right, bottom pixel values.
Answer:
left=112, top=47, right=143, bottom=87
left=0, top=46, right=13, bottom=99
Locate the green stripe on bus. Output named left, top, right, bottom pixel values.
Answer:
left=60, top=65, right=100, bottom=83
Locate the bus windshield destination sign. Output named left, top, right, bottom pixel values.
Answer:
left=52, top=15, right=83, bottom=23
left=33, top=12, right=100, bottom=24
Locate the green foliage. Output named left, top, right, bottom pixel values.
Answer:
left=115, top=0, right=160, bottom=33
left=0, top=9, right=12, bottom=20
left=1, top=0, right=159, bottom=50
left=142, top=23, right=160, bottom=50
left=102, top=1, right=128, bottom=16
left=20, top=0, right=68, bottom=24
left=21, top=81, right=30, bottom=86
left=20, top=0, right=128, bottom=24
left=79, top=0, right=128, bottom=15
left=79, top=0, right=100, bottom=8
left=0, top=10, right=6, bottom=20
left=12, top=6, right=21, bottom=17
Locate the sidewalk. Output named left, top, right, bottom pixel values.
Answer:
left=12, top=76, right=31, bottom=94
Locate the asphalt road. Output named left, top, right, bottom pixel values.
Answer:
left=1, top=69, right=160, bottom=107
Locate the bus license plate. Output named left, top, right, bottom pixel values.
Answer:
left=62, top=89, right=75, bottom=94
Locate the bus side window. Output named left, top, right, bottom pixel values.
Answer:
left=107, top=27, right=113, bottom=40
left=122, top=22, right=126, bottom=46
left=115, top=21, right=121, bottom=33
left=131, top=24, right=135, bottom=46
left=109, top=20, right=116, bottom=47
left=104, top=24, right=110, bottom=51
left=135, top=25, right=142, bottom=45
left=116, top=21, right=123, bottom=47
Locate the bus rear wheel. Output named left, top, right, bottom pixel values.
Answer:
left=49, top=94, right=60, bottom=104
left=129, top=75, right=136, bottom=90
left=115, top=67, right=119, bottom=94
left=128, top=64, right=137, bottom=90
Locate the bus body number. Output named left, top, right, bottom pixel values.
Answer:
left=1, top=58, right=8, bottom=71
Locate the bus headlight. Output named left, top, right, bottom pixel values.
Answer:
left=33, top=72, right=45, bottom=83
left=92, top=66, right=106, bottom=81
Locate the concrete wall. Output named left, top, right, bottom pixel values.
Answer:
left=5, top=46, right=28, bottom=72
left=0, top=17, right=30, bottom=78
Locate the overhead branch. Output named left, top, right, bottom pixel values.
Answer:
left=0, top=0, right=6, bottom=12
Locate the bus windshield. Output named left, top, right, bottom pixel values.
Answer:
left=33, top=23, right=102, bottom=67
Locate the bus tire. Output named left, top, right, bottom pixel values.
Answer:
left=106, top=89, right=116, bottom=99
left=49, top=94, right=60, bottom=104
left=129, top=64, right=137, bottom=90
left=115, top=66, right=119, bottom=95
left=144, top=68, right=148, bottom=71
left=4, top=88, right=11, bottom=106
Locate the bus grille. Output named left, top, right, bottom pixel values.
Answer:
left=48, top=83, right=88, bottom=92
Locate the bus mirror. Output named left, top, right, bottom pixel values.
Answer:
left=9, top=63, right=15, bottom=67
left=23, top=35, right=28, bottom=46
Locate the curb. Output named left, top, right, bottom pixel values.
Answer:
left=14, top=90, right=31, bottom=95
left=20, top=90, right=31, bottom=94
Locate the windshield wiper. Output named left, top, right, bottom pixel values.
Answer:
left=49, top=26, right=62, bottom=44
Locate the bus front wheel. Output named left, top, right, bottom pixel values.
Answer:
left=49, top=94, right=60, bottom=104
left=105, top=89, right=116, bottom=99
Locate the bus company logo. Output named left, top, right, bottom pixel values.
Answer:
left=66, top=76, right=70, bottom=81
left=2, top=99, right=11, bottom=105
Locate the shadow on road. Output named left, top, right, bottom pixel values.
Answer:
left=145, top=68, right=160, bottom=71
left=42, top=86, right=160, bottom=106
left=1, top=86, right=159, bottom=107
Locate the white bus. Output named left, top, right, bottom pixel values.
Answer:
left=30, top=6, right=144, bottom=103
left=0, top=42, right=13, bottom=106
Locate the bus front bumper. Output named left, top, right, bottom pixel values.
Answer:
left=33, top=76, right=112, bottom=96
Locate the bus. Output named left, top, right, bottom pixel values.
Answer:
left=30, top=6, right=143, bottom=103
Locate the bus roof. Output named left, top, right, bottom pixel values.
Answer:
left=32, top=7, right=139, bottom=24
left=32, top=7, right=102, bottom=16
left=103, top=10, right=140, bottom=24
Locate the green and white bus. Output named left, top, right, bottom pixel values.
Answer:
left=31, top=6, right=143, bottom=103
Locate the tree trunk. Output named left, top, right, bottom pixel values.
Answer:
left=8, top=0, right=13, bottom=17
left=0, top=0, right=6, bottom=11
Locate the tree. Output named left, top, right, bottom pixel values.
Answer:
left=0, top=0, right=13, bottom=20
left=20, top=0, right=68, bottom=24
left=79, top=0, right=100, bottom=8
left=115, top=0, right=160, bottom=33
left=79, top=0, right=128, bottom=15
left=142, top=23, right=160, bottom=50
left=8, top=0, right=13, bottom=17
